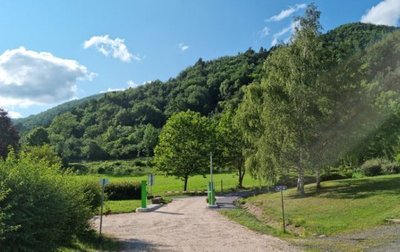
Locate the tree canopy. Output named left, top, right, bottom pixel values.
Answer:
left=154, top=111, right=213, bottom=191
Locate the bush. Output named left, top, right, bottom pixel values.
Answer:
left=382, top=161, right=400, bottom=174
left=321, top=172, right=348, bottom=181
left=105, top=182, right=141, bottom=200
left=0, top=151, right=96, bottom=251
left=361, top=159, right=383, bottom=176
left=77, top=180, right=102, bottom=213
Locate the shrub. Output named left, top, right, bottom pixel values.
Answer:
left=361, top=159, right=383, bottom=176
left=321, top=173, right=348, bottom=181
left=382, top=161, right=400, bottom=174
left=105, top=182, right=141, bottom=200
left=77, top=180, right=102, bottom=213
left=0, top=151, right=96, bottom=251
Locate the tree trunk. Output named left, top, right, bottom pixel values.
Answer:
left=316, top=168, right=321, bottom=190
left=183, top=175, right=188, bottom=191
left=297, top=169, right=305, bottom=196
left=238, top=166, right=245, bottom=189
left=297, top=149, right=305, bottom=196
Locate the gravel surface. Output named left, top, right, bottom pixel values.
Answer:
left=93, top=196, right=298, bottom=252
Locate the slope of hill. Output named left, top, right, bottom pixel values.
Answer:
left=15, top=22, right=399, bottom=163
left=14, top=93, right=103, bottom=133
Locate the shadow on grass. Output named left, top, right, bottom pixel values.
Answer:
left=287, top=176, right=400, bottom=200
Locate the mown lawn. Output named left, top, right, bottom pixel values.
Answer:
left=104, top=200, right=142, bottom=214
left=243, top=174, right=400, bottom=236
left=76, top=173, right=261, bottom=195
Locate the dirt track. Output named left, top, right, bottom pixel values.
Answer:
left=93, top=196, right=298, bottom=251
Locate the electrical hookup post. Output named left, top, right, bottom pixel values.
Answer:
left=208, top=152, right=217, bottom=208
left=99, top=178, right=109, bottom=236
left=275, top=185, right=287, bottom=233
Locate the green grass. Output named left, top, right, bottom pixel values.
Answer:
left=59, top=230, right=120, bottom=251
left=104, top=200, right=142, bottom=214
left=76, top=173, right=261, bottom=195
left=244, top=174, right=400, bottom=237
left=220, top=208, right=285, bottom=237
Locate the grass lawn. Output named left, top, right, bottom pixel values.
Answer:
left=76, top=173, right=261, bottom=195
left=104, top=200, right=142, bottom=214
left=242, top=174, right=400, bottom=237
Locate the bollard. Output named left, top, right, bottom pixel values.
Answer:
left=141, top=180, right=147, bottom=209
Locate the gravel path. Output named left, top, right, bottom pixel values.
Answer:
left=93, top=196, right=298, bottom=252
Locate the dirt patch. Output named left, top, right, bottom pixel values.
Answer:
left=93, top=196, right=298, bottom=251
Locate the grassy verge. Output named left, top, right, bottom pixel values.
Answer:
left=244, top=174, right=400, bottom=237
left=220, top=208, right=285, bottom=237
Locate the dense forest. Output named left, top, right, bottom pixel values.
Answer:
left=14, top=18, right=399, bottom=185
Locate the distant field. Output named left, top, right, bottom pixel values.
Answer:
left=242, top=174, right=400, bottom=236
left=76, top=173, right=261, bottom=195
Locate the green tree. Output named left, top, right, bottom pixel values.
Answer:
left=0, top=109, right=19, bottom=159
left=216, top=110, right=246, bottom=187
left=238, top=5, right=329, bottom=195
left=23, top=144, right=62, bottom=167
left=25, top=127, right=50, bottom=146
left=154, top=111, right=213, bottom=191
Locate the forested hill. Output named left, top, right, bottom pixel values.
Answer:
left=14, top=93, right=103, bottom=132
left=16, top=22, right=398, bottom=162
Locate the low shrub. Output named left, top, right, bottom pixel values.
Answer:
left=382, top=161, right=400, bottom=174
left=321, top=173, right=348, bottom=181
left=105, top=182, right=141, bottom=200
left=361, top=159, right=383, bottom=176
left=0, top=151, right=96, bottom=251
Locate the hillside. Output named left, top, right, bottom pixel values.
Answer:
left=15, top=22, right=399, bottom=163
left=14, top=93, right=103, bottom=133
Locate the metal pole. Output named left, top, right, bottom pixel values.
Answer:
left=210, top=152, right=212, bottom=178
left=281, top=189, right=286, bottom=233
left=221, top=179, right=223, bottom=193
left=99, top=180, right=105, bottom=235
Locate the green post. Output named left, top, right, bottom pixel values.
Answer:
left=141, top=180, right=147, bottom=209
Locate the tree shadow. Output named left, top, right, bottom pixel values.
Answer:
left=311, top=177, right=400, bottom=199
left=120, top=238, right=172, bottom=251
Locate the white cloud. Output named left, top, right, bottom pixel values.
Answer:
left=0, top=47, right=94, bottom=107
left=178, top=43, right=189, bottom=52
left=271, top=20, right=300, bottom=46
left=7, top=111, right=22, bottom=119
left=267, top=3, right=307, bottom=22
left=100, top=80, right=152, bottom=94
left=127, top=80, right=140, bottom=88
left=261, top=27, right=270, bottom=37
left=361, top=0, right=400, bottom=26
left=84, top=35, right=141, bottom=62
left=100, top=88, right=125, bottom=93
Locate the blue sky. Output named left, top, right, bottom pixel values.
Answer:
left=0, top=0, right=399, bottom=118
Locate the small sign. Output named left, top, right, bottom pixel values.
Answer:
left=275, top=185, right=287, bottom=191
left=148, top=174, right=155, bottom=186
left=99, top=178, right=109, bottom=186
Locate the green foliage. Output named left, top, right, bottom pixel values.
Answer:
left=238, top=4, right=329, bottom=194
left=154, top=111, right=213, bottom=190
left=104, top=182, right=141, bottom=200
left=25, top=127, right=50, bottom=146
left=0, top=151, right=99, bottom=251
left=216, top=109, right=246, bottom=187
left=361, top=159, right=383, bottom=176
left=23, top=144, right=62, bottom=167
left=0, top=109, right=19, bottom=159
